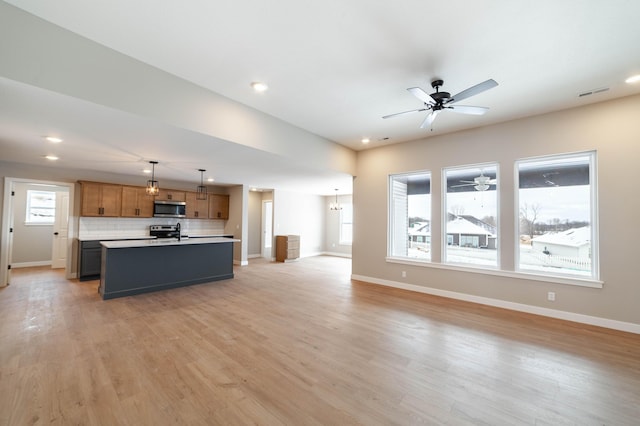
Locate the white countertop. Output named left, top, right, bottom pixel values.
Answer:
left=78, top=234, right=233, bottom=242
left=101, top=237, right=239, bottom=249
left=78, top=235, right=154, bottom=242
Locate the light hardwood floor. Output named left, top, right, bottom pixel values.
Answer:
left=1, top=256, right=639, bottom=425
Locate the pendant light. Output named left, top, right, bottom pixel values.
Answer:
left=146, top=161, right=159, bottom=195
left=196, top=169, right=208, bottom=200
left=330, top=189, right=342, bottom=210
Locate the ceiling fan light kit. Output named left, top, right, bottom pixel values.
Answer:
left=383, top=78, right=498, bottom=128
left=450, top=171, right=497, bottom=192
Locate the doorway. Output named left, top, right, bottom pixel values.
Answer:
left=1, top=177, right=74, bottom=286
left=261, top=200, right=273, bottom=260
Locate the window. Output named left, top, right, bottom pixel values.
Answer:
left=389, top=172, right=431, bottom=260
left=444, top=164, right=498, bottom=267
left=516, top=152, right=597, bottom=279
left=339, top=203, right=353, bottom=245
left=26, top=190, right=56, bottom=224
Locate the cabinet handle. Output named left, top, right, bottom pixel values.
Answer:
left=195, top=211, right=199, bottom=218
left=168, top=194, right=172, bottom=200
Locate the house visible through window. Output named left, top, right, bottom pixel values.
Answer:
left=444, top=164, right=498, bottom=267
left=516, top=152, right=597, bottom=278
left=339, top=203, right=353, bottom=245
left=26, top=190, right=56, bottom=224
left=389, top=172, right=431, bottom=260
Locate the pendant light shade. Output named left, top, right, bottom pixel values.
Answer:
left=196, top=169, right=208, bottom=200
left=330, top=189, right=342, bottom=210
left=146, top=161, right=159, bottom=195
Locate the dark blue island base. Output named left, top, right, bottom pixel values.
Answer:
left=99, top=238, right=237, bottom=300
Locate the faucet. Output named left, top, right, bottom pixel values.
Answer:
left=176, top=222, right=181, bottom=241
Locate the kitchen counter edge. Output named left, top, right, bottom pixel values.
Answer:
left=101, top=237, right=240, bottom=249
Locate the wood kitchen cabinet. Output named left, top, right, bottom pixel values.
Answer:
left=121, top=185, right=154, bottom=217
left=185, top=192, right=209, bottom=218
left=156, top=189, right=186, bottom=202
left=208, top=194, right=229, bottom=219
left=80, top=181, right=122, bottom=217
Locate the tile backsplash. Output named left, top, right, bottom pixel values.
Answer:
left=79, top=217, right=226, bottom=239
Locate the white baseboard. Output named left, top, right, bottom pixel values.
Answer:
left=321, top=251, right=352, bottom=258
left=351, top=274, right=640, bottom=335
left=234, top=260, right=249, bottom=266
left=11, top=261, right=52, bottom=268
left=248, top=254, right=261, bottom=259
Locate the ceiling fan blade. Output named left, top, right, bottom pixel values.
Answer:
left=382, top=108, right=428, bottom=119
left=450, top=183, right=477, bottom=188
left=407, top=87, right=436, bottom=104
left=419, top=110, right=439, bottom=129
left=448, top=79, right=498, bottom=104
left=448, top=105, right=489, bottom=115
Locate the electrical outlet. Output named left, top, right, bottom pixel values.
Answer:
left=547, top=291, right=556, bottom=301
left=401, top=271, right=406, bottom=278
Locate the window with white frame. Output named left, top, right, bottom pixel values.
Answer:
left=26, top=190, right=56, bottom=224
left=443, top=164, right=498, bottom=267
left=516, top=152, right=597, bottom=279
left=389, top=172, right=431, bottom=260
left=339, top=203, right=353, bottom=245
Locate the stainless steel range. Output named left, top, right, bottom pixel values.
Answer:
left=149, top=224, right=182, bottom=240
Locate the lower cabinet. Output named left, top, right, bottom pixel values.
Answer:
left=276, top=235, right=300, bottom=262
left=79, top=240, right=102, bottom=281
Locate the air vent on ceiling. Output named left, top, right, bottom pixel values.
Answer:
left=578, top=87, right=609, bottom=97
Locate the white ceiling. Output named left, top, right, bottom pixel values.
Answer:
left=2, top=0, right=640, bottom=194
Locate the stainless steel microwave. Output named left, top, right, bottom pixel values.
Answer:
left=153, top=200, right=186, bottom=218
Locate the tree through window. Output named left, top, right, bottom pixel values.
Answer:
left=516, top=152, right=597, bottom=278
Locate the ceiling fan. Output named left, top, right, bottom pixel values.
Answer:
left=451, top=171, right=497, bottom=191
left=383, top=78, right=498, bottom=128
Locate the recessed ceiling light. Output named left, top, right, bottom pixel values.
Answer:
left=361, top=138, right=370, bottom=144
left=45, top=136, right=63, bottom=143
left=45, top=155, right=59, bottom=161
left=207, top=177, right=215, bottom=182
left=251, top=81, right=269, bottom=92
left=625, top=74, right=640, bottom=84
left=143, top=168, right=151, bottom=174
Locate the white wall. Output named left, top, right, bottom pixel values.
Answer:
left=273, top=190, right=325, bottom=257
left=353, top=94, right=640, bottom=330
left=225, top=185, right=247, bottom=265
left=0, top=2, right=356, bottom=178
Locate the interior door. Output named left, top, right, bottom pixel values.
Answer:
left=51, top=191, right=69, bottom=269
left=261, top=200, right=273, bottom=259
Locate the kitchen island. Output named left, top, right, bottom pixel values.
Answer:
left=99, top=237, right=239, bottom=300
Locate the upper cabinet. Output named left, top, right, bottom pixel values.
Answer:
left=185, top=192, right=209, bottom=219
left=121, top=186, right=154, bottom=218
left=156, top=189, right=186, bottom=202
left=80, top=182, right=122, bottom=217
left=79, top=181, right=230, bottom=221
left=209, top=194, right=229, bottom=220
